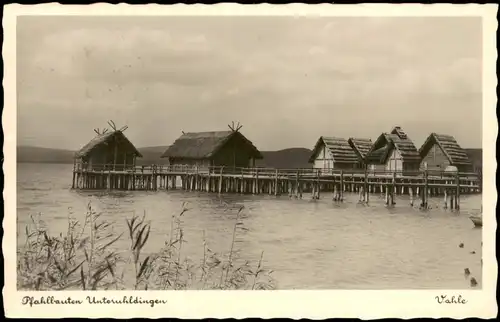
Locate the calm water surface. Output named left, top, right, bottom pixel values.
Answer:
left=17, top=163, right=483, bottom=289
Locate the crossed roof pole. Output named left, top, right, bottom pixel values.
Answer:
left=93, top=119, right=128, bottom=136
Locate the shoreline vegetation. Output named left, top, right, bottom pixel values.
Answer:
left=17, top=202, right=276, bottom=291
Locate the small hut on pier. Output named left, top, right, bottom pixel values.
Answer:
left=160, top=123, right=263, bottom=171
left=419, top=133, right=472, bottom=172
left=74, top=122, right=142, bottom=171
left=308, top=136, right=361, bottom=170
left=365, top=126, right=421, bottom=173
left=348, top=137, right=373, bottom=169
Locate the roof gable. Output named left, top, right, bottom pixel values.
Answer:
left=309, top=136, right=359, bottom=163
left=419, top=133, right=471, bottom=165
left=384, top=134, right=420, bottom=163
left=348, top=137, right=373, bottom=160
left=75, top=130, right=142, bottom=159
left=161, top=130, right=262, bottom=160
left=365, top=133, right=391, bottom=164
left=366, top=130, right=420, bottom=164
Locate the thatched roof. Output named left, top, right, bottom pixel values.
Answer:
left=366, top=146, right=387, bottom=163
left=348, top=137, right=373, bottom=161
left=75, top=130, right=142, bottom=159
left=308, top=136, right=359, bottom=163
left=385, top=134, right=421, bottom=162
left=419, top=133, right=471, bottom=166
left=161, top=130, right=263, bottom=160
left=366, top=128, right=420, bottom=164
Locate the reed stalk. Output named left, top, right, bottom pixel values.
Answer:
left=17, top=201, right=275, bottom=291
left=222, top=205, right=244, bottom=286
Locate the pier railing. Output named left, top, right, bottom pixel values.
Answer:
left=74, top=163, right=208, bottom=174
left=203, top=166, right=480, bottom=180
left=74, top=163, right=480, bottom=180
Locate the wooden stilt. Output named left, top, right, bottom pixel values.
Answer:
left=298, top=176, right=303, bottom=199
left=421, top=170, right=428, bottom=209
left=274, top=169, right=278, bottom=196
left=316, top=169, right=321, bottom=199
left=256, top=169, right=260, bottom=195
left=364, top=167, right=369, bottom=203
left=391, top=172, right=396, bottom=205
left=340, top=170, right=344, bottom=201
left=295, top=170, right=300, bottom=198
left=218, top=168, right=223, bottom=195
left=72, top=159, right=76, bottom=189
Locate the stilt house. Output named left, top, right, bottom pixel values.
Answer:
left=161, top=123, right=263, bottom=171
left=419, top=133, right=472, bottom=172
left=365, top=126, right=421, bottom=173
left=308, top=136, right=362, bottom=170
left=74, top=122, right=142, bottom=171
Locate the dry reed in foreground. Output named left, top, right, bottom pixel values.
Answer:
left=17, top=202, right=275, bottom=290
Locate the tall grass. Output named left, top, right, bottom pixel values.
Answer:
left=17, top=202, right=275, bottom=291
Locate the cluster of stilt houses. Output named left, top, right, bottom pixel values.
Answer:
left=309, top=126, right=474, bottom=174
left=71, top=121, right=480, bottom=209
left=73, top=122, right=475, bottom=175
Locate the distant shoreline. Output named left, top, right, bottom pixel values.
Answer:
left=16, top=145, right=482, bottom=169
left=16, top=146, right=316, bottom=169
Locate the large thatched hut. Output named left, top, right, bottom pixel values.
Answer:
left=161, top=126, right=262, bottom=171
left=74, top=126, right=142, bottom=171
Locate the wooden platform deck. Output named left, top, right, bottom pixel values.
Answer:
left=72, top=164, right=481, bottom=210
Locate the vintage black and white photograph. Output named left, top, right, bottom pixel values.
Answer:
left=3, top=3, right=498, bottom=319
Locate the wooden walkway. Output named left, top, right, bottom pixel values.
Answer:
left=72, top=164, right=481, bottom=210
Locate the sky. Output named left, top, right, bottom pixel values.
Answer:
left=16, top=16, right=482, bottom=151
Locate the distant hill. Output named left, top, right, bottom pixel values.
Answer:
left=136, top=146, right=169, bottom=165
left=257, top=148, right=312, bottom=169
left=16, top=145, right=482, bottom=171
left=17, top=146, right=76, bottom=164
left=16, top=145, right=170, bottom=165
left=16, top=145, right=313, bottom=169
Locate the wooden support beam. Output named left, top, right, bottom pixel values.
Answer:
left=364, top=167, right=369, bottom=203
left=218, top=167, right=223, bottom=195
left=340, top=170, right=344, bottom=201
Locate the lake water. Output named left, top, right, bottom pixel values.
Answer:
left=16, top=163, right=483, bottom=289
